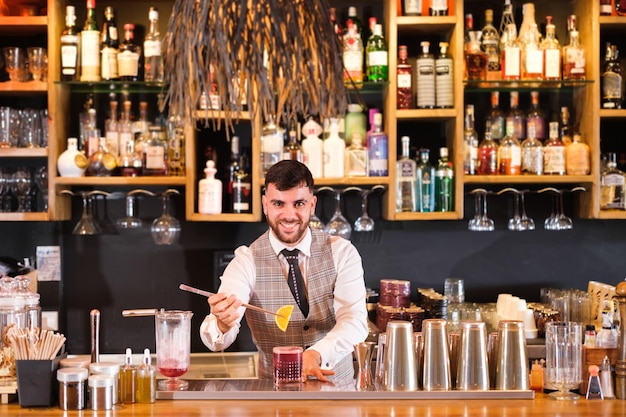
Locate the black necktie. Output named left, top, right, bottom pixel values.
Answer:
left=281, top=249, right=309, bottom=317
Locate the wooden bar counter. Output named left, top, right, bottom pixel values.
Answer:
left=2, top=394, right=625, bottom=416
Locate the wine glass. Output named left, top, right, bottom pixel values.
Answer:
left=468, top=188, right=494, bottom=231
left=518, top=190, right=535, bottom=230
left=324, top=189, right=351, bottom=239
left=72, top=192, right=102, bottom=235
left=354, top=189, right=375, bottom=232
left=151, top=189, right=181, bottom=245
left=501, top=188, right=534, bottom=231
left=309, top=211, right=325, bottom=231
left=11, top=166, right=34, bottom=212
left=117, top=189, right=155, bottom=229
left=539, top=187, right=559, bottom=230
left=34, top=165, right=48, bottom=212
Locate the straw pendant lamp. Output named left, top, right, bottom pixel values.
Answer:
left=164, top=0, right=348, bottom=134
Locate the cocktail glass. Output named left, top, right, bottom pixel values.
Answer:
left=156, top=309, right=193, bottom=391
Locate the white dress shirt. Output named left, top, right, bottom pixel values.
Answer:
left=200, top=228, right=368, bottom=370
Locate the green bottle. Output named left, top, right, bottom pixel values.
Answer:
left=366, top=24, right=388, bottom=82
left=434, top=147, right=454, bottom=212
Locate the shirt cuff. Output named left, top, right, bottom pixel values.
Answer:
left=200, top=315, right=225, bottom=347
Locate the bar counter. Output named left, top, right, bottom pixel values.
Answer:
left=2, top=394, right=625, bottom=416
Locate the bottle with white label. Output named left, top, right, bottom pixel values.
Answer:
left=80, top=0, right=101, bottom=82
left=144, top=7, right=163, bottom=83
left=301, top=116, right=324, bottom=178
left=396, top=136, right=417, bottom=212
left=416, top=41, right=435, bottom=108
left=198, top=160, right=222, bottom=214
left=323, top=118, right=345, bottom=178
left=60, top=6, right=79, bottom=81
left=435, top=42, right=453, bottom=108
left=543, top=121, right=566, bottom=175
left=142, top=126, right=168, bottom=176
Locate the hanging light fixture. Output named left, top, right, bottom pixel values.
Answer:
left=164, top=0, right=348, bottom=132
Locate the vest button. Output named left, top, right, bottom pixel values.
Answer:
left=303, top=325, right=310, bottom=331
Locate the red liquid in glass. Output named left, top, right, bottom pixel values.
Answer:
left=159, top=367, right=188, bottom=377
left=273, top=351, right=302, bottom=384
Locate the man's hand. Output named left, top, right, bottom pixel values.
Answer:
left=208, top=293, right=242, bottom=333
left=301, top=349, right=335, bottom=382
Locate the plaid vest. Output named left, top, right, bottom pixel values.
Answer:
left=247, top=229, right=354, bottom=380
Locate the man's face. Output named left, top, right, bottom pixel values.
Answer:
left=262, top=183, right=317, bottom=245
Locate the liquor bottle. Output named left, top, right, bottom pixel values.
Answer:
left=86, top=137, right=117, bottom=176
left=429, top=0, right=448, bottom=16
left=464, top=104, right=478, bottom=175
left=60, top=5, right=79, bottom=81
left=522, top=24, right=543, bottom=80
left=366, top=24, right=388, bottom=82
left=118, top=100, right=134, bottom=160
left=167, top=114, right=185, bottom=176
left=142, top=126, right=168, bottom=176
left=343, top=23, right=364, bottom=87
left=397, top=45, right=413, bottom=109
left=416, top=148, right=435, bottom=212
left=396, top=136, right=417, bottom=212
left=118, top=23, right=141, bottom=81
left=416, top=41, right=435, bottom=108
left=57, top=138, right=87, bottom=177
left=301, top=116, right=323, bottom=177
left=600, top=0, right=613, bottom=16
left=486, top=91, right=505, bottom=142
left=118, top=348, right=136, bottom=404
left=132, top=101, right=151, bottom=155
left=562, top=29, right=586, bottom=80
left=465, top=29, right=487, bottom=81
left=464, top=13, right=473, bottom=48
left=434, top=147, right=454, bottom=211
left=136, top=348, right=156, bottom=404
left=345, top=133, right=368, bottom=177
left=232, top=160, right=251, bottom=214
left=498, top=119, right=521, bottom=175
left=543, top=121, right=566, bottom=175
left=85, top=108, right=99, bottom=158
left=506, top=92, right=526, bottom=141
left=541, top=17, right=562, bottom=81
left=345, top=6, right=362, bottom=35
left=100, top=6, right=119, bottom=81
left=498, top=0, right=515, bottom=47
left=118, top=139, right=142, bottom=176
left=477, top=121, right=498, bottom=175
left=364, top=17, right=377, bottom=80
left=518, top=2, right=539, bottom=46
left=566, top=133, right=590, bottom=175
left=283, top=127, right=303, bottom=162
left=367, top=112, right=388, bottom=176
left=144, top=7, right=164, bottom=83
left=527, top=91, right=546, bottom=141
left=104, top=100, right=119, bottom=158
left=323, top=118, right=345, bottom=178
left=435, top=42, right=454, bottom=108
left=198, top=160, right=222, bottom=214
left=260, top=115, right=284, bottom=177
left=344, top=103, right=366, bottom=146
left=600, top=153, right=625, bottom=210
left=560, top=106, right=573, bottom=145
left=521, top=122, right=544, bottom=175
left=226, top=135, right=241, bottom=202
left=481, top=9, right=501, bottom=78
left=80, top=0, right=101, bottom=82
left=501, top=23, right=521, bottom=81
left=602, top=44, right=623, bottom=109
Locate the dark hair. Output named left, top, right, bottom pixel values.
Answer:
left=264, top=160, right=314, bottom=192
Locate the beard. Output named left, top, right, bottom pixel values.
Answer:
left=268, top=216, right=310, bottom=245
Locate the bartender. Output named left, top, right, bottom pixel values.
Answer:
left=200, top=160, right=368, bottom=382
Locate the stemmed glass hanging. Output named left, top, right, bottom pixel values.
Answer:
left=323, top=188, right=351, bottom=240
left=353, top=188, right=375, bottom=233
left=116, top=189, right=155, bottom=229
left=62, top=190, right=111, bottom=235
left=468, top=188, right=494, bottom=231
left=498, top=188, right=535, bottom=231
left=539, top=187, right=583, bottom=231
left=151, top=189, right=182, bottom=245
left=309, top=211, right=325, bottom=231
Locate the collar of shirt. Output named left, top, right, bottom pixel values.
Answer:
left=268, top=227, right=312, bottom=258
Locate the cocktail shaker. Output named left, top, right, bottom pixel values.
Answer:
left=382, top=320, right=418, bottom=391
left=494, top=320, right=529, bottom=390
left=353, top=342, right=375, bottom=391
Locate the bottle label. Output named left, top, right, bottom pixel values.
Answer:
left=525, top=49, right=543, bottom=75
left=397, top=73, right=411, bottom=88
left=602, top=71, right=623, bottom=101
left=521, top=147, right=543, bottom=175
left=60, top=43, right=78, bottom=75
left=80, top=30, right=101, bottom=81
left=544, top=49, right=561, bottom=78
left=119, top=132, right=133, bottom=157
left=101, top=47, right=119, bottom=80
left=144, top=40, right=161, bottom=57
left=368, top=51, right=388, bottom=66
left=404, top=0, right=422, bottom=14
left=346, top=149, right=367, bottom=176
left=399, top=160, right=416, bottom=180
left=233, top=181, right=251, bottom=212
left=118, top=50, right=140, bottom=77
left=416, top=58, right=435, bottom=107
left=504, top=47, right=521, bottom=77
left=544, top=147, right=566, bottom=174
left=145, top=145, right=165, bottom=169
left=105, top=131, right=119, bottom=158
left=498, top=146, right=521, bottom=174
left=565, top=49, right=586, bottom=75
left=343, top=50, right=363, bottom=80
left=566, top=143, right=590, bottom=175
left=435, top=58, right=453, bottom=107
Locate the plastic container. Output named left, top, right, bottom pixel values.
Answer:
left=57, top=367, right=88, bottom=410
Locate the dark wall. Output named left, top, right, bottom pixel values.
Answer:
left=1, top=190, right=625, bottom=356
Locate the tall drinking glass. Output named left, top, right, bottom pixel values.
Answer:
left=156, top=309, right=193, bottom=391
left=544, top=321, right=582, bottom=400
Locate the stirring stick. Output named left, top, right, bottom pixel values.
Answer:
left=178, top=283, right=287, bottom=318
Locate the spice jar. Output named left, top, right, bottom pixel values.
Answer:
left=89, top=362, right=120, bottom=404
left=57, top=367, right=88, bottom=410
left=88, top=374, right=114, bottom=411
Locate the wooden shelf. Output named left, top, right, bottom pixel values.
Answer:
left=598, top=16, right=626, bottom=26
left=396, top=108, right=457, bottom=120
left=53, top=176, right=187, bottom=186
left=597, top=210, right=626, bottom=219
left=396, top=16, right=457, bottom=34
left=314, top=177, right=390, bottom=187
left=0, top=81, right=48, bottom=93
left=392, top=211, right=461, bottom=221
left=0, top=148, right=48, bottom=157
left=0, top=16, right=47, bottom=34
left=463, top=175, right=595, bottom=185
left=187, top=212, right=261, bottom=222
left=599, top=109, right=626, bottom=118
left=0, top=212, right=49, bottom=222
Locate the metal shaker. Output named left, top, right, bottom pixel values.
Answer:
left=382, top=320, right=418, bottom=391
